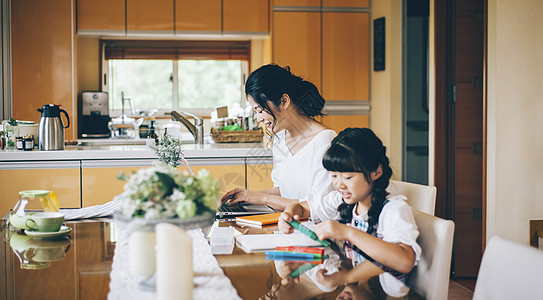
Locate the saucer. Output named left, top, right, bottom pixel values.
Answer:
left=25, top=226, right=72, bottom=239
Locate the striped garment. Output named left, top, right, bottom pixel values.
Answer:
left=343, top=201, right=408, bottom=284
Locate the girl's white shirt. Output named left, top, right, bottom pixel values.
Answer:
left=304, top=191, right=422, bottom=297
left=271, top=129, right=336, bottom=199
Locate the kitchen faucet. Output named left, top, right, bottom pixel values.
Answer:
left=170, top=111, right=204, bottom=145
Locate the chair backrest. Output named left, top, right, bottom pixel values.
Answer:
left=473, top=236, right=543, bottom=300
left=407, top=209, right=455, bottom=300
left=387, top=180, right=437, bottom=215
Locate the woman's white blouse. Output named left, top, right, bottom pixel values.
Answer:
left=271, top=129, right=336, bottom=199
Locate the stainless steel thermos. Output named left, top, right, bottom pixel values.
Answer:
left=37, top=104, right=70, bottom=150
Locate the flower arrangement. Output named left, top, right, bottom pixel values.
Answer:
left=149, top=134, right=185, bottom=167
left=115, top=162, right=220, bottom=220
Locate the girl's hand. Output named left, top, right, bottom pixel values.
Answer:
left=314, top=220, right=348, bottom=241
left=278, top=212, right=299, bottom=234
left=314, top=268, right=350, bottom=290
left=275, top=260, right=304, bottom=285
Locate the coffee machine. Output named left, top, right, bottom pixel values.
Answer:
left=79, top=92, right=111, bottom=138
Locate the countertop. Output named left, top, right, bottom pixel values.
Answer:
left=0, top=142, right=272, bottom=162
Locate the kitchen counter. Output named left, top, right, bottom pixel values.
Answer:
left=0, top=142, right=272, bottom=163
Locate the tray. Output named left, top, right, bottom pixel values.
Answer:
left=210, top=127, right=264, bottom=143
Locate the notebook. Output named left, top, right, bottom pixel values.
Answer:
left=216, top=202, right=276, bottom=219
left=235, top=212, right=282, bottom=227
left=235, top=233, right=322, bottom=253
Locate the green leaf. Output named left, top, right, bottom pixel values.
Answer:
left=155, top=171, right=176, bottom=196
left=117, top=172, right=129, bottom=181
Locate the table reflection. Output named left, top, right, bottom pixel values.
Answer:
left=1, top=219, right=117, bottom=300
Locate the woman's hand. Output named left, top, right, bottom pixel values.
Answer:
left=314, top=220, right=348, bottom=241
left=220, top=188, right=266, bottom=206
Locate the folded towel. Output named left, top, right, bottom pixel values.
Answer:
left=61, top=200, right=121, bottom=220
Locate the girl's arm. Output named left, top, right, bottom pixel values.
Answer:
left=315, top=221, right=416, bottom=274
left=277, top=201, right=311, bottom=233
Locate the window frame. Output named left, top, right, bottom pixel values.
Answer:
left=100, top=41, right=250, bottom=118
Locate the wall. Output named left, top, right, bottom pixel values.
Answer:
left=370, top=1, right=403, bottom=179
left=486, top=0, right=543, bottom=244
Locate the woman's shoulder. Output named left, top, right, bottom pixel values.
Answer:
left=311, top=129, right=337, bottom=145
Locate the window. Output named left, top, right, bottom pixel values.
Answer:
left=102, top=40, right=250, bottom=116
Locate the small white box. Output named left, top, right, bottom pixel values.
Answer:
left=210, top=227, right=234, bottom=246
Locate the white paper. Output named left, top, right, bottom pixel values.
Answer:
left=156, top=223, right=193, bottom=300
left=235, top=232, right=322, bottom=252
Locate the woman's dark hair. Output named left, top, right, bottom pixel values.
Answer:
left=245, top=64, right=325, bottom=131
left=322, top=128, right=393, bottom=234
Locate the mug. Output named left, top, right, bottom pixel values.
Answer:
left=25, top=212, right=64, bottom=232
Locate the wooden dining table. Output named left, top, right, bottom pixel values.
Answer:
left=0, top=217, right=347, bottom=300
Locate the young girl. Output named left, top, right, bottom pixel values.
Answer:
left=278, top=128, right=421, bottom=298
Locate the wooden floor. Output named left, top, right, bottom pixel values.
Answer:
left=448, top=278, right=476, bottom=299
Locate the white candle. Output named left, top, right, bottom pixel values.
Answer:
left=129, top=230, right=156, bottom=277
left=156, top=223, right=193, bottom=300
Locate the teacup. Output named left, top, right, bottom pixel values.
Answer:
left=25, top=212, right=64, bottom=232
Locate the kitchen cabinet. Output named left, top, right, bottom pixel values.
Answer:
left=272, top=11, right=321, bottom=90
left=81, top=158, right=247, bottom=207
left=272, top=3, right=369, bottom=102
left=274, top=0, right=320, bottom=7
left=246, top=158, right=274, bottom=191
left=77, top=0, right=125, bottom=35
left=322, top=0, right=369, bottom=7
left=11, top=0, right=76, bottom=140
left=81, top=159, right=156, bottom=207
left=126, top=0, right=174, bottom=36
left=322, top=12, right=369, bottom=101
left=319, top=115, right=369, bottom=133
left=223, top=0, right=270, bottom=34
left=0, top=161, right=81, bottom=215
left=175, top=0, right=221, bottom=34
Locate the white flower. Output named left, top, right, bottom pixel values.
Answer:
left=116, top=163, right=219, bottom=220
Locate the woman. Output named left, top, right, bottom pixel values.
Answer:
left=221, top=64, right=336, bottom=211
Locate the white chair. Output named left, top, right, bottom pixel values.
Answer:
left=387, top=180, right=437, bottom=215
left=472, top=236, right=543, bottom=300
left=407, top=209, right=455, bottom=300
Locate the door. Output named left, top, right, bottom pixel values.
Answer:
left=435, top=0, right=485, bottom=278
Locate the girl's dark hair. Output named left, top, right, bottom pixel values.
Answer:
left=245, top=64, right=325, bottom=131
left=322, top=128, right=392, bottom=234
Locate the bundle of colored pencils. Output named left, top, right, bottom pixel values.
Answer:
left=264, top=246, right=328, bottom=263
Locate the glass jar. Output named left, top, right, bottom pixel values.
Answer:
left=9, top=190, right=59, bottom=230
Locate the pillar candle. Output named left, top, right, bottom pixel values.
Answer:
left=156, top=223, right=193, bottom=300
left=129, top=230, right=156, bottom=277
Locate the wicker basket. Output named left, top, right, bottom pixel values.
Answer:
left=210, top=127, right=264, bottom=143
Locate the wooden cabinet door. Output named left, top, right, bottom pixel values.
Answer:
left=11, top=0, right=76, bottom=140
left=77, top=0, right=125, bottom=35
left=272, top=11, right=321, bottom=89
left=0, top=161, right=81, bottom=214
left=246, top=158, right=274, bottom=191
left=186, top=158, right=246, bottom=196
left=319, top=115, right=369, bottom=133
left=223, top=0, right=270, bottom=34
left=274, top=0, right=320, bottom=7
left=175, top=0, right=221, bottom=33
left=126, top=0, right=174, bottom=35
left=322, top=12, right=369, bottom=101
left=81, top=160, right=156, bottom=207
left=322, top=0, right=369, bottom=8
